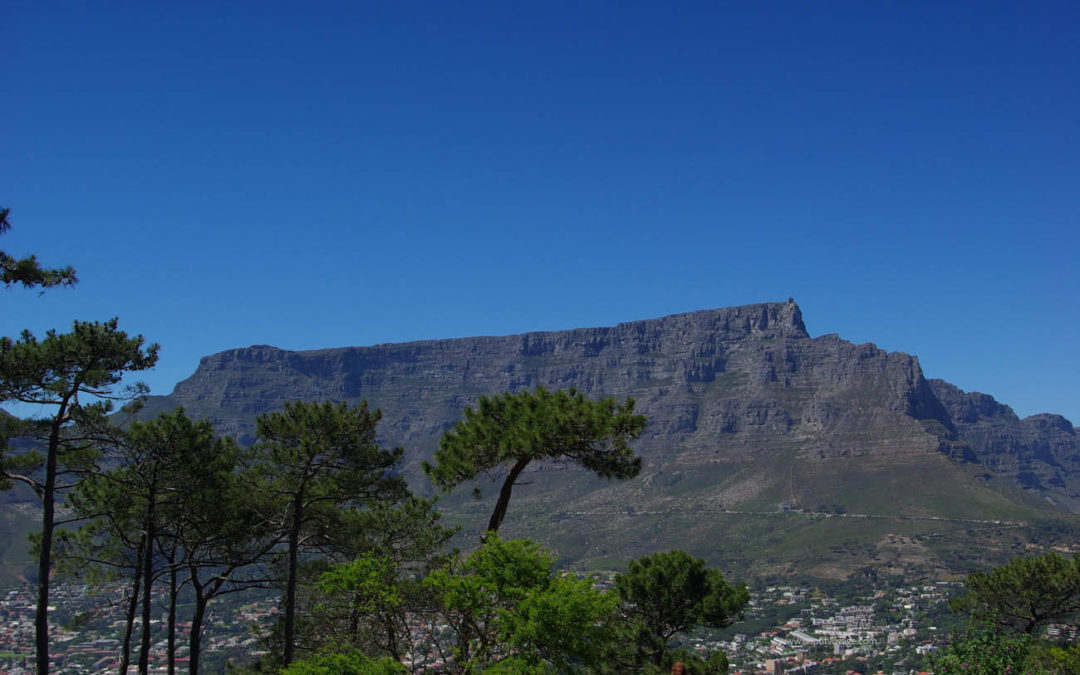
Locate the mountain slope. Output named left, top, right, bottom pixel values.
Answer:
left=125, top=300, right=1080, bottom=577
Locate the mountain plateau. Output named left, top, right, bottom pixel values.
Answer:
left=134, top=300, right=1080, bottom=579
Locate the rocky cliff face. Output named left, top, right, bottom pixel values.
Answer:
left=153, top=304, right=914, bottom=455
left=144, top=300, right=1077, bottom=506
left=140, top=300, right=1080, bottom=575
left=930, top=380, right=1080, bottom=509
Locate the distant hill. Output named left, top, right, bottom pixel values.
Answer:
left=133, top=300, right=1080, bottom=580
left=5, top=301, right=1078, bottom=584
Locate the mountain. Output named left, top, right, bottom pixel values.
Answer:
left=118, top=301, right=1080, bottom=578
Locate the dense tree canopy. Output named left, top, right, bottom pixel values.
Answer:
left=61, top=407, right=243, bottom=675
left=253, top=400, right=411, bottom=666
left=424, top=536, right=618, bottom=673
left=296, top=539, right=743, bottom=675
left=614, top=550, right=749, bottom=669
left=929, top=628, right=1033, bottom=675
left=424, top=386, right=646, bottom=536
left=949, top=551, right=1080, bottom=634
left=0, top=318, right=158, bottom=675
left=0, top=207, right=76, bottom=290
left=302, top=498, right=455, bottom=665
left=280, top=652, right=406, bottom=675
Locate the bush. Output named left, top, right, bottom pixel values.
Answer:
left=928, top=627, right=1031, bottom=675
left=279, top=651, right=406, bottom=675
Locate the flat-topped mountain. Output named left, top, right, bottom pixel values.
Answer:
left=138, top=300, right=1080, bottom=579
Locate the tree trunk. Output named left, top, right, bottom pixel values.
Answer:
left=282, top=492, right=303, bottom=666
left=119, top=540, right=144, bottom=675
left=35, top=409, right=66, bottom=675
left=167, top=553, right=177, bottom=675
left=484, top=457, right=531, bottom=538
left=189, top=590, right=207, bottom=675
left=139, top=498, right=155, bottom=674
left=35, top=485, right=53, bottom=675
left=385, top=611, right=400, bottom=662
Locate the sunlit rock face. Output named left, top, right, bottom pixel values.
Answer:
left=143, top=300, right=1077, bottom=512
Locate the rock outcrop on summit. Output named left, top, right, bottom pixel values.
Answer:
left=931, top=379, right=1080, bottom=509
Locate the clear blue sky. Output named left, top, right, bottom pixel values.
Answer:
left=3, top=1, right=1078, bottom=423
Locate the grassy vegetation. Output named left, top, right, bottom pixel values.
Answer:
left=6, top=436, right=1080, bottom=589
left=0, top=503, right=38, bottom=586
left=436, top=442, right=1080, bottom=585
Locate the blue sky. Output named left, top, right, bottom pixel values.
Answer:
left=3, top=1, right=1078, bottom=423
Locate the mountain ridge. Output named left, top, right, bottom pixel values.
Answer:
left=133, top=300, right=1080, bottom=578
left=144, top=300, right=1077, bottom=499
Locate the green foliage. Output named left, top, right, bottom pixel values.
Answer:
left=0, top=414, right=37, bottom=492
left=0, top=207, right=77, bottom=290
left=949, top=551, right=1080, bottom=634
left=940, top=552, right=1080, bottom=674
left=0, top=312, right=157, bottom=675
left=427, top=385, right=645, bottom=488
left=317, top=554, right=403, bottom=616
left=308, top=553, right=412, bottom=658
left=63, top=406, right=229, bottom=557
left=478, top=657, right=559, bottom=674
left=424, top=386, right=646, bottom=535
left=279, top=651, right=406, bottom=675
left=425, top=536, right=618, bottom=673
left=499, top=568, right=618, bottom=671
left=1026, top=641, right=1080, bottom=674
left=254, top=400, right=407, bottom=508
left=928, top=627, right=1032, bottom=675
left=300, top=496, right=455, bottom=662
left=58, top=408, right=239, bottom=671
left=613, top=550, right=748, bottom=668
left=0, top=317, right=160, bottom=494
left=252, top=400, right=412, bottom=665
left=0, top=318, right=158, bottom=407
left=328, top=495, right=457, bottom=564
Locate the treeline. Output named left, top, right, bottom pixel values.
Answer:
left=9, top=383, right=749, bottom=673
left=2, top=208, right=749, bottom=674
left=932, top=550, right=1080, bottom=674
left=56, top=401, right=445, bottom=674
